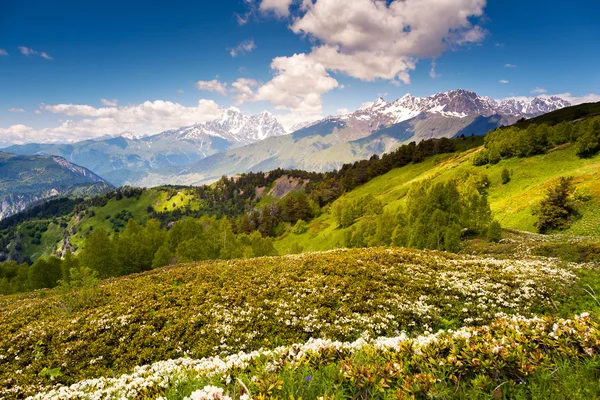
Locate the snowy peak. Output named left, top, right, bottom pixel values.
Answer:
left=153, top=107, right=287, bottom=146
left=337, top=89, right=572, bottom=127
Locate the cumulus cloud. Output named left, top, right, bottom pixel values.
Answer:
left=101, top=98, right=119, bottom=106
left=259, top=0, right=294, bottom=17
left=531, top=87, right=547, bottom=94
left=255, top=53, right=339, bottom=115
left=9, top=108, right=25, bottom=113
left=230, top=39, right=256, bottom=57
left=499, top=80, right=509, bottom=84
left=504, top=63, right=517, bottom=68
left=33, top=110, right=41, bottom=115
left=290, top=0, right=486, bottom=80
left=0, top=49, right=7, bottom=56
left=231, top=78, right=259, bottom=104
left=18, top=46, right=53, bottom=60
left=1, top=100, right=225, bottom=145
left=237, top=0, right=487, bottom=118
left=196, top=79, right=228, bottom=95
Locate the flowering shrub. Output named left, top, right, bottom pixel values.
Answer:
left=0, top=248, right=582, bottom=397
left=25, top=313, right=600, bottom=399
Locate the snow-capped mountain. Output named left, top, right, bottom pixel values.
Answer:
left=124, top=107, right=287, bottom=147
left=337, top=89, right=571, bottom=129
left=5, top=89, right=577, bottom=187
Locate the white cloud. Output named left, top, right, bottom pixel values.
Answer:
left=1, top=100, right=225, bottom=144
left=499, top=80, right=509, bottom=84
left=504, top=63, right=517, bottom=68
left=254, top=53, right=339, bottom=115
left=177, top=89, right=184, bottom=94
left=231, top=78, right=259, bottom=104
left=336, top=108, right=350, bottom=115
left=240, top=0, right=487, bottom=117
left=18, top=46, right=36, bottom=56
left=0, top=49, right=7, bottom=56
left=290, top=0, right=486, bottom=81
left=18, top=46, right=53, bottom=60
left=259, top=0, right=294, bottom=17
left=196, top=79, right=228, bottom=95
left=33, top=110, right=41, bottom=115
left=430, top=61, right=440, bottom=79
left=531, top=87, right=547, bottom=94
left=230, top=39, right=256, bottom=57
left=101, top=98, right=119, bottom=106
left=41, top=103, right=118, bottom=117
left=9, top=108, right=25, bottom=113
left=553, top=93, right=600, bottom=105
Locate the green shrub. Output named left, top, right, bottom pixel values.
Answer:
left=291, top=219, right=308, bottom=234
left=534, top=177, right=577, bottom=233
left=487, top=220, right=502, bottom=242
left=501, top=168, right=511, bottom=184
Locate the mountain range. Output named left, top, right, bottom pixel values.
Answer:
left=4, top=90, right=572, bottom=187
left=0, top=152, right=111, bottom=220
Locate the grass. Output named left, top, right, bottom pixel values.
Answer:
left=162, top=355, right=600, bottom=400
left=276, top=144, right=600, bottom=254
left=153, top=189, right=202, bottom=213
left=68, top=190, right=162, bottom=248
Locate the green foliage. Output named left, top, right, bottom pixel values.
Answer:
left=575, top=118, right=600, bottom=157
left=28, top=257, right=62, bottom=290
left=291, top=219, right=308, bottom=234
left=78, top=228, right=118, bottom=279
left=475, top=116, right=600, bottom=166
left=501, top=167, right=511, bottom=184
left=56, top=266, right=99, bottom=312
left=534, top=177, right=577, bottom=233
left=487, top=220, right=503, bottom=242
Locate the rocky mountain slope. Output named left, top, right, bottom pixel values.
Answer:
left=0, top=152, right=111, bottom=220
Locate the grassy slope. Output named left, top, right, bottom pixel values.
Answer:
left=276, top=144, right=600, bottom=253
left=67, top=191, right=162, bottom=249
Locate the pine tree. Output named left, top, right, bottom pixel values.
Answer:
left=534, top=177, right=576, bottom=233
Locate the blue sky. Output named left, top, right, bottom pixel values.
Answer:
left=1, top=0, right=599, bottom=143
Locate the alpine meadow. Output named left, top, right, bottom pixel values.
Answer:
left=1, top=1, right=600, bottom=399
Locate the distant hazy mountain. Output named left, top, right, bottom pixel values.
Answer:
left=5, top=107, right=287, bottom=186
left=0, top=152, right=111, bottom=220
left=5, top=90, right=571, bottom=187
left=131, top=90, right=571, bottom=186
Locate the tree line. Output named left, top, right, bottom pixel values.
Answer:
left=335, top=171, right=499, bottom=252
left=474, top=117, right=600, bottom=166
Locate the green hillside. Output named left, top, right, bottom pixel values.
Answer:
left=275, top=143, right=600, bottom=253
